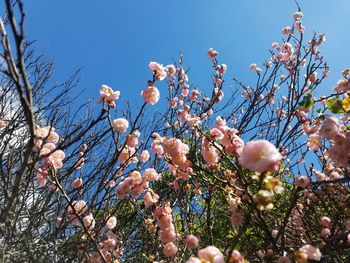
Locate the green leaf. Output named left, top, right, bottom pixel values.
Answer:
left=299, top=94, right=314, bottom=109
left=327, top=98, right=344, bottom=114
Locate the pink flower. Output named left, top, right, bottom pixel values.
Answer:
left=249, top=63, right=257, bottom=70
left=167, top=64, right=176, bottom=77
left=201, top=138, right=220, bottom=165
left=198, top=246, right=224, bottom=263
left=207, top=48, right=218, bottom=60
left=186, top=257, right=201, bottom=263
left=333, top=79, right=350, bottom=92
left=308, top=72, right=318, bottom=84
left=299, top=244, right=321, bottom=261
left=149, top=62, right=167, bottom=81
left=98, top=85, right=120, bottom=108
left=320, top=216, right=331, bottom=228
left=307, top=134, right=321, bottom=151
left=73, top=178, right=83, bottom=188
left=271, top=42, right=279, bottom=49
left=160, top=227, right=176, bottom=244
left=163, top=242, right=178, bottom=257
left=141, top=83, right=160, bottom=105
left=83, top=214, right=95, bottom=230
left=143, top=190, right=159, bottom=208
left=151, top=143, right=164, bottom=155
left=319, top=116, right=339, bottom=139
left=35, top=126, right=51, bottom=138
left=139, top=150, right=150, bottom=163
left=281, top=26, right=291, bottom=35
left=106, top=216, right=117, bottom=229
left=293, top=11, right=303, bottom=20
left=321, top=228, right=331, bottom=237
left=186, top=235, right=199, bottom=249
left=238, top=140, right=282, bottom=173
left=294, top=20, right=305, bottom=33
left=0, top=120, right=7, bottom=128
left=112, top=118, right=129, bottom=133
left=143, top=168, right=160, bottom=181
left=229, top=250, right=245, bottom=263
left=69, top=200, right=88, bottom=215
left=295, top=176, right=311, bottom=188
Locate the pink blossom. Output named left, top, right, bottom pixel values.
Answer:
left=249, top=63, right=257, bottom=70
left=333, top=79, right=350, bottom=92
left=295, top=176, right=311, bottom=188
left=308, top=72, right=318, bottom=84
left=144, top=190, right=159, bottom=208
left=306, top=134, right=321, bottom=151
left=163, top=242, right=178, bottom=257
left=319, top=116, right=339, bottom=139
left=321, top=228, right=331, bottom=237
left=143, top=168, right=160, bottom=181
left=160, top=227, right=176, bottom=244
left=198, top=246, right=224, bottom=263
left=47, top=131, right=59, bottom=143
left=167, top=64, right=176, bottom=77
left=293, top=11, right=303, bottom=20
left=186, top=235, right=199, bottom=249
left=151, top=143, right=164, bottom=155
left=106, top=216, right=117, bottom=229
left=98, top=85, right=120, bottom=108
left=141, top=83, right=160, bottom=105
left=320, top=216, right=331, bottom=228
left=277, top=256, right=291, bottom=263
left=149, top=62, right=167, bottom=81
left=83, top=214, right=95, bottom=230
left=207, top=48, right=218, bottom=60
left=139, top=150, right=150, bottom=163
left=271, top=42, right=279, bottom=49
left=294, top=20, right=305, bottom=33
left=69, top=200, right=88, bottom=215
left=0, top=120, right=7, bottom=128
left=239, top=140, right=282, bottom=173
left=186, top=257, right=201, bottom=263
left=35, top=125, right=51, bottom=138
left=73, top=178, right=83, bottom=188
left=281, top=26, right=291, bottom=35
left=229, top=250, right=245, bottom=263
left=299, top=244, right=321, bottom=261
left=112, top=118, right=129, bottom=133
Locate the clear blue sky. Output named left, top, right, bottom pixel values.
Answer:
left=20, top=1, right=350, bottom=106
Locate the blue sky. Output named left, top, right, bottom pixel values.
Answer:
left=22, top=1, right=350, bottom=106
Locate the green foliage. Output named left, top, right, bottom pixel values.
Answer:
left=327, top=98, right=345, bottom=114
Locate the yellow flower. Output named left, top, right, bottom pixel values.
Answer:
left=342, top=97, right=350, bottom=111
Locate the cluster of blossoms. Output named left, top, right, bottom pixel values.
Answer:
left=152, top=203, right=178, bottom=257
left=98, top=84, right=120, bottom=108
left=34, top=125, right=65, bottom=186
left=202, top=116, right=244, bottom=166
left=66, top=200, right=94, bottom=230
left=116, top=169, right=160, bottom=200
left=151, top=134, right=193, bottom=184
left=86, top=216, right=124, bottom=263
left=305, top=113, right=350, bottom=167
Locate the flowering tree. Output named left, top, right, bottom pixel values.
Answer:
left=1, top=1, right=350, bottom=263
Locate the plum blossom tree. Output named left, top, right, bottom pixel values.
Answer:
left=1, top=1, right=350, bottom=263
